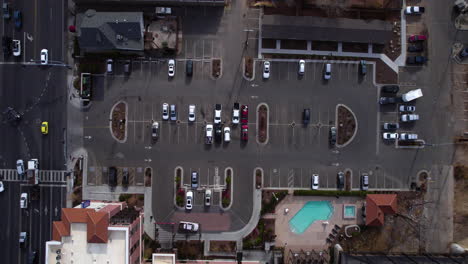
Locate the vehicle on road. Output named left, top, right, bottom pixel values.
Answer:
left=12, top=39, right=20, bottom=56
left=381, top=85, right=399, bottom=94
left=214, top=124, right=222, bottom=143
left=27, top=159, right=39, bottom=185
left=106, top=59, right=113, bottom=74
left=383, top=123, right=399, bottom=130
left=224, top=127, right=231, bottom=142
left=232, top=103, right=240, bottom=124
left=20, top=193, right=28, bottom=208
left=408, top=35, right=427, bottom=42
left=399, top=105, right=416, bottom=112
left=40, top=49, right=48, bottom=65
left=311, top=174, right=319, bottom=190
left=382, top=132, right=399, bottom=140
left=361, top=174, right=369, bottom=191
left=191, top=171, right=198, bottom=188
left=188, top=104, right=196, bottom=122
left=151, top=122, right=159, bottom=140
left=241, top=124, right=248, bottom=141
left=406, top=56, right=427, bottom=65
left=402, top=89, right=423, bottom=102
left=241, top=105, right=248, bottom=124
left=41, top=121, right=48, bottom=135
left=214, top=104, right=222, bottom=124
left=324, top=63, right=332, bottom=80
left=179, top=221, right=199, bottom=233
left=379, top=96, right=399, bottom=105
left=170, top=104, right=177, bottom=121
left=400, top=133, right=418, bottom=140
left=337, top=172, right=344, bottom=190
left=3, top=106, right=21, bottom=122
left=162, top=103, right=169, bottom=120
left=17, top=159, right=25, bottom=175
left=298, top=59, right=305, bottom=75
left=205, top=124, right=213, bottom=145
left=109, top=167, right=117, bottom=186
left=263, top=61, right=270, bottom=79
left=168, top=59, right=175, bottom=77
left=407, top=43, right=424, bottom=52
left=0, top=181, right=4, bottom=192
left=185, top=191, right=193, bottom=210
left=186, top=60, right=193, bottom=76
left=19, top=232, right=27, bottom=247
left=302, top=108, right=310, bottom=125
left=401, top=114, right=420, bottom=122
left=405, top=6, right=425, bottom=15
left=205, top=189, right=211, bottom=206
left=329, top=126, right=337, bottom=146
left=3, top=3, right=10, bottom=19
left=13, top=10, right=21, bottom=29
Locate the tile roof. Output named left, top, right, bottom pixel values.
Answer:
left=87, top=211, right=109, bottom=243
left=365, top=194, right=397, bottom=226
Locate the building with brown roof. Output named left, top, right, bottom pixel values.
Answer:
left=46, top=201, right=143, bottom=264
left=365, top=194, right=397, bottom=226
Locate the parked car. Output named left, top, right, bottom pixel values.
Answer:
left=405, top=6, right=425, bottom=15
left=399, top=105, right=416, bottom=112
left=324, top=63, right=331, bottom=80
left=406, top=56, right=427, bottom=65
left=263, top=61, right=270, bottom=79
left=302, top=108, right=310, bottom=125
left=232, top=103, right=240, bottom=124
left=191, top=171, right=198, bottom=188
left=12, top=39, right=20, bottom=56
left=408, top=35, right=427, bottom=42
left=168, top=59, right=175, bottom=77
left=214, top=104, right=222, bottom=124
left=400, top=133, right=418, bottom=140
left=381, top=85, right=399, bottom=94
left=109, top=167, right=117, bottom=186
left=151, top=122, right=159, bottom=140
left=337, top=172, right=344, bottom=190
left=383, top=132, right=399, bottom=140
left=162, top=103, right=169, bottom=121
left=185, top=191, right=193, bottom=210
left=241, top=124, right=248, bottom=141
left=106, top=59, right=113, bottom=74
left=19, top=232, right=27, bottom=247
left=407, top=43, right=424, bottom=52
left=3, top=3, right=10, bottom=20
left=186, top=60, right=193, bottom=76
left=298, top=60, right=305, bottom=75
left=359, top=60, right=367, bottom=75
left=40, top=49, right=48, bottom=65
left=329, top=126, right=337, bottom=146
left=361, top=173, right=369, bottom=191
left=214, top=124, right=222, bottom=143
left=224, top=127, right=231, bottom=142
left=205, top=124, right=213, bottom=145
left=20, top=193, right=28, bottom=208
left=13, top=10, right=21, bottom=29
left=124, top=60, right=131, bottom=75
left=188, top=104, right=196, bottom=122
left=17, top=159, right=25, bottom=175
left=401, top=114, right=420, bottom=122
left=379, top=97, right=398, bottom=105
left=170, top=104, right=177, bottom=121
left=311, top=174, right=319, bottom=190
left=241, top=105, right=248, bottom=124
left=0, top=181, right=4, bottom=193
left=205, top=189, right=212, bottom=206
left=179, top=221, right=199, bottom=233
left=122, top=168, right=129, bottom=187
left=383, top=123, right=399, bottom=130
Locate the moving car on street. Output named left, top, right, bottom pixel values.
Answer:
left=16, top=159, right=25, bottom=175
left=41, top=121, right=48, bottom=135
left=3, top=3, right=10, bottom=19
left=13, top=10, right=21, bottom=29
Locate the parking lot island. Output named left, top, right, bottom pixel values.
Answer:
left=257, top=103, right=269, bottom=145
left=109, top=101, right=128, bottom=143
left=336, top=104, right=358, bottom=148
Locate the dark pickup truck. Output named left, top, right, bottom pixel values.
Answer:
left=406, top=56, right=427, bottom=65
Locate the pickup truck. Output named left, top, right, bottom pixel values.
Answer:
left=205, top=124, right=213, bottom=145
left=405, top=6, right=425, bottom=15
left=179, top=221, right=199, bottom=233
left=406, top=56, right=427, bottom=65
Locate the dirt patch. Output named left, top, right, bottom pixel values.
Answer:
left=175, top=241, right=204, bottom=260
left=243, top=218, right=275, bottom=249
left=255, top=169, right=262, bottom=189
left=342, top=42, right=369, bottom=53
left=71, top=160, right=83, bottom=207
left=145, top=167, right=152, bottom=187
left=244, top=57, right=254, bottom=78
left=118, top=194, right=144, bottom=208
left=261, top=190, right=288, bottom=215
left=454, top=165, right=468, bottom=244
left=212, top=59, right=221, bottom=79
left=345, top=171, right=351, bottom=191
left=337, top=105, right=356, bottom=146
left=111, top=102, right=126, bottom=141
left=175, top=168, right=184, bottom=207
left=209, top=241, right=237, bottom=253
left=372, top=58, right=398, bottom=84
left=258, top=105, right=268, bottom=143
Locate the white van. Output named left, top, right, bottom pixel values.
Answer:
left=106, top=59, right=113, bottom=74
left=298, top=60, right=305, bottom=75
left=324, top=63, right=331, bottom=80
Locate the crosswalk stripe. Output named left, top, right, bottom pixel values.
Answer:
left=0, top=169, right=67, bottom=183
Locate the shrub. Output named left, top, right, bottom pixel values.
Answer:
left=293, top=190, right=373, bottom=197
left=175, top=175, right=181, bottom=183
left=119, top=193, right=132, bottom=202
left=176, top=196, right=184, bottom=207
left=222, top=197, right=230, bottom=207
left=225, top=175, right=231, bottom=186
left=261, top=191, right=288, bottom=215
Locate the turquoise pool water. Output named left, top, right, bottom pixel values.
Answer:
left=289, top=201, right=333, bottom=234
left=344, top=205, right=356, bottom=218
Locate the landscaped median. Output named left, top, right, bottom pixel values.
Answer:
left=110, top=101, right=128, bottom=143
left=336, top=104, right=357, bottom=147
left=294, top=190, right=375, bottom=197
left=256, top=104, right=269, bottom=144
left=221, top=168, right=233, bottom=209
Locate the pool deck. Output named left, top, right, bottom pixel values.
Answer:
left=272, top=195, right=365, bottom=250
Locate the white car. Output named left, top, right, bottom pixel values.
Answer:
left=12, top=40, right=20, bottom=57
left=205, top=189, right=212, bottom=206
left=0, top=181, right=4, bottom=192
left=40, top=49, right=48, bottom=65
left=214, top=104, right=222, bottom=124
left=16, top=159, right=25, bottom=175
left=151, top=122, right=159, bottom=140
left=232, top=103, right=240, bottom=124
left=311, top=174, right=319, bottom=190
left=185, top=191, right=193, bottom=210
left=400, top=133, right=418, bottom=140
left=298, top=60, right=305, bottom=75
left=405, top=6, right=425, bottom=15
left=205, top=124, right=213, bottom=144
left=383, top=132, right=399, bottom=140
left=20, top=193, right=28, bottom=208
left=168, top=59, right=175, bottom=77
left=224, top=127, right=231, bottom=142
left=179, top=221, right=199, bottom=232
left=399, top=105, right=416, bottom=112
left=324, top=63, right=331, bottom=80
left=263, top=61, right=270, bottom=79
left=188, top=104, right=196, bottom=122
left=162, top=103, right=169, bottom=121
left=401, top=114, right=420, bottom=122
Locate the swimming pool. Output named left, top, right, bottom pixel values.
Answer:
left=343, top=205, right=356, bottom=219
left=289, top=201, right=333, bottom=234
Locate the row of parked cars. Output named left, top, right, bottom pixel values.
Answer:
left=407, top=34, right=428, bottom=65
left=312, top=172, right=369, bottom=190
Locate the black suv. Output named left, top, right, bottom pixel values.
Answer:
left=214, top=124, right=222, bottom=142
left=186, top=60, right=193, bottom=76
left=302, top=108, right=310, bottom=125
left=109, top=167, right=117, bottom=186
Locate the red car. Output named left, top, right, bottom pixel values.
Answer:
left=408, top=35, right=427, bottom=42
left=241, top=105, right=248, bottom=124
left=241, top=125, right=248, bottom=141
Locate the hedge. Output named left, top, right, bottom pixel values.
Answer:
left=293, top=190, right=374, bottom=197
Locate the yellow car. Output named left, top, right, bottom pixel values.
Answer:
left=41, top=122, right=48, bottom=135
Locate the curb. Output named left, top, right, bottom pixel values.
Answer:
left=173, top=166, right=185, bottom=210
left=242, top=57, right=255, bottom=81
left=220, top=167, right=234, bottom=211
left=256, top=103, right=269, bottom=146
left=109, top=100, right=128, bottom=143
left=335, top=104, right=358, bottom=148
